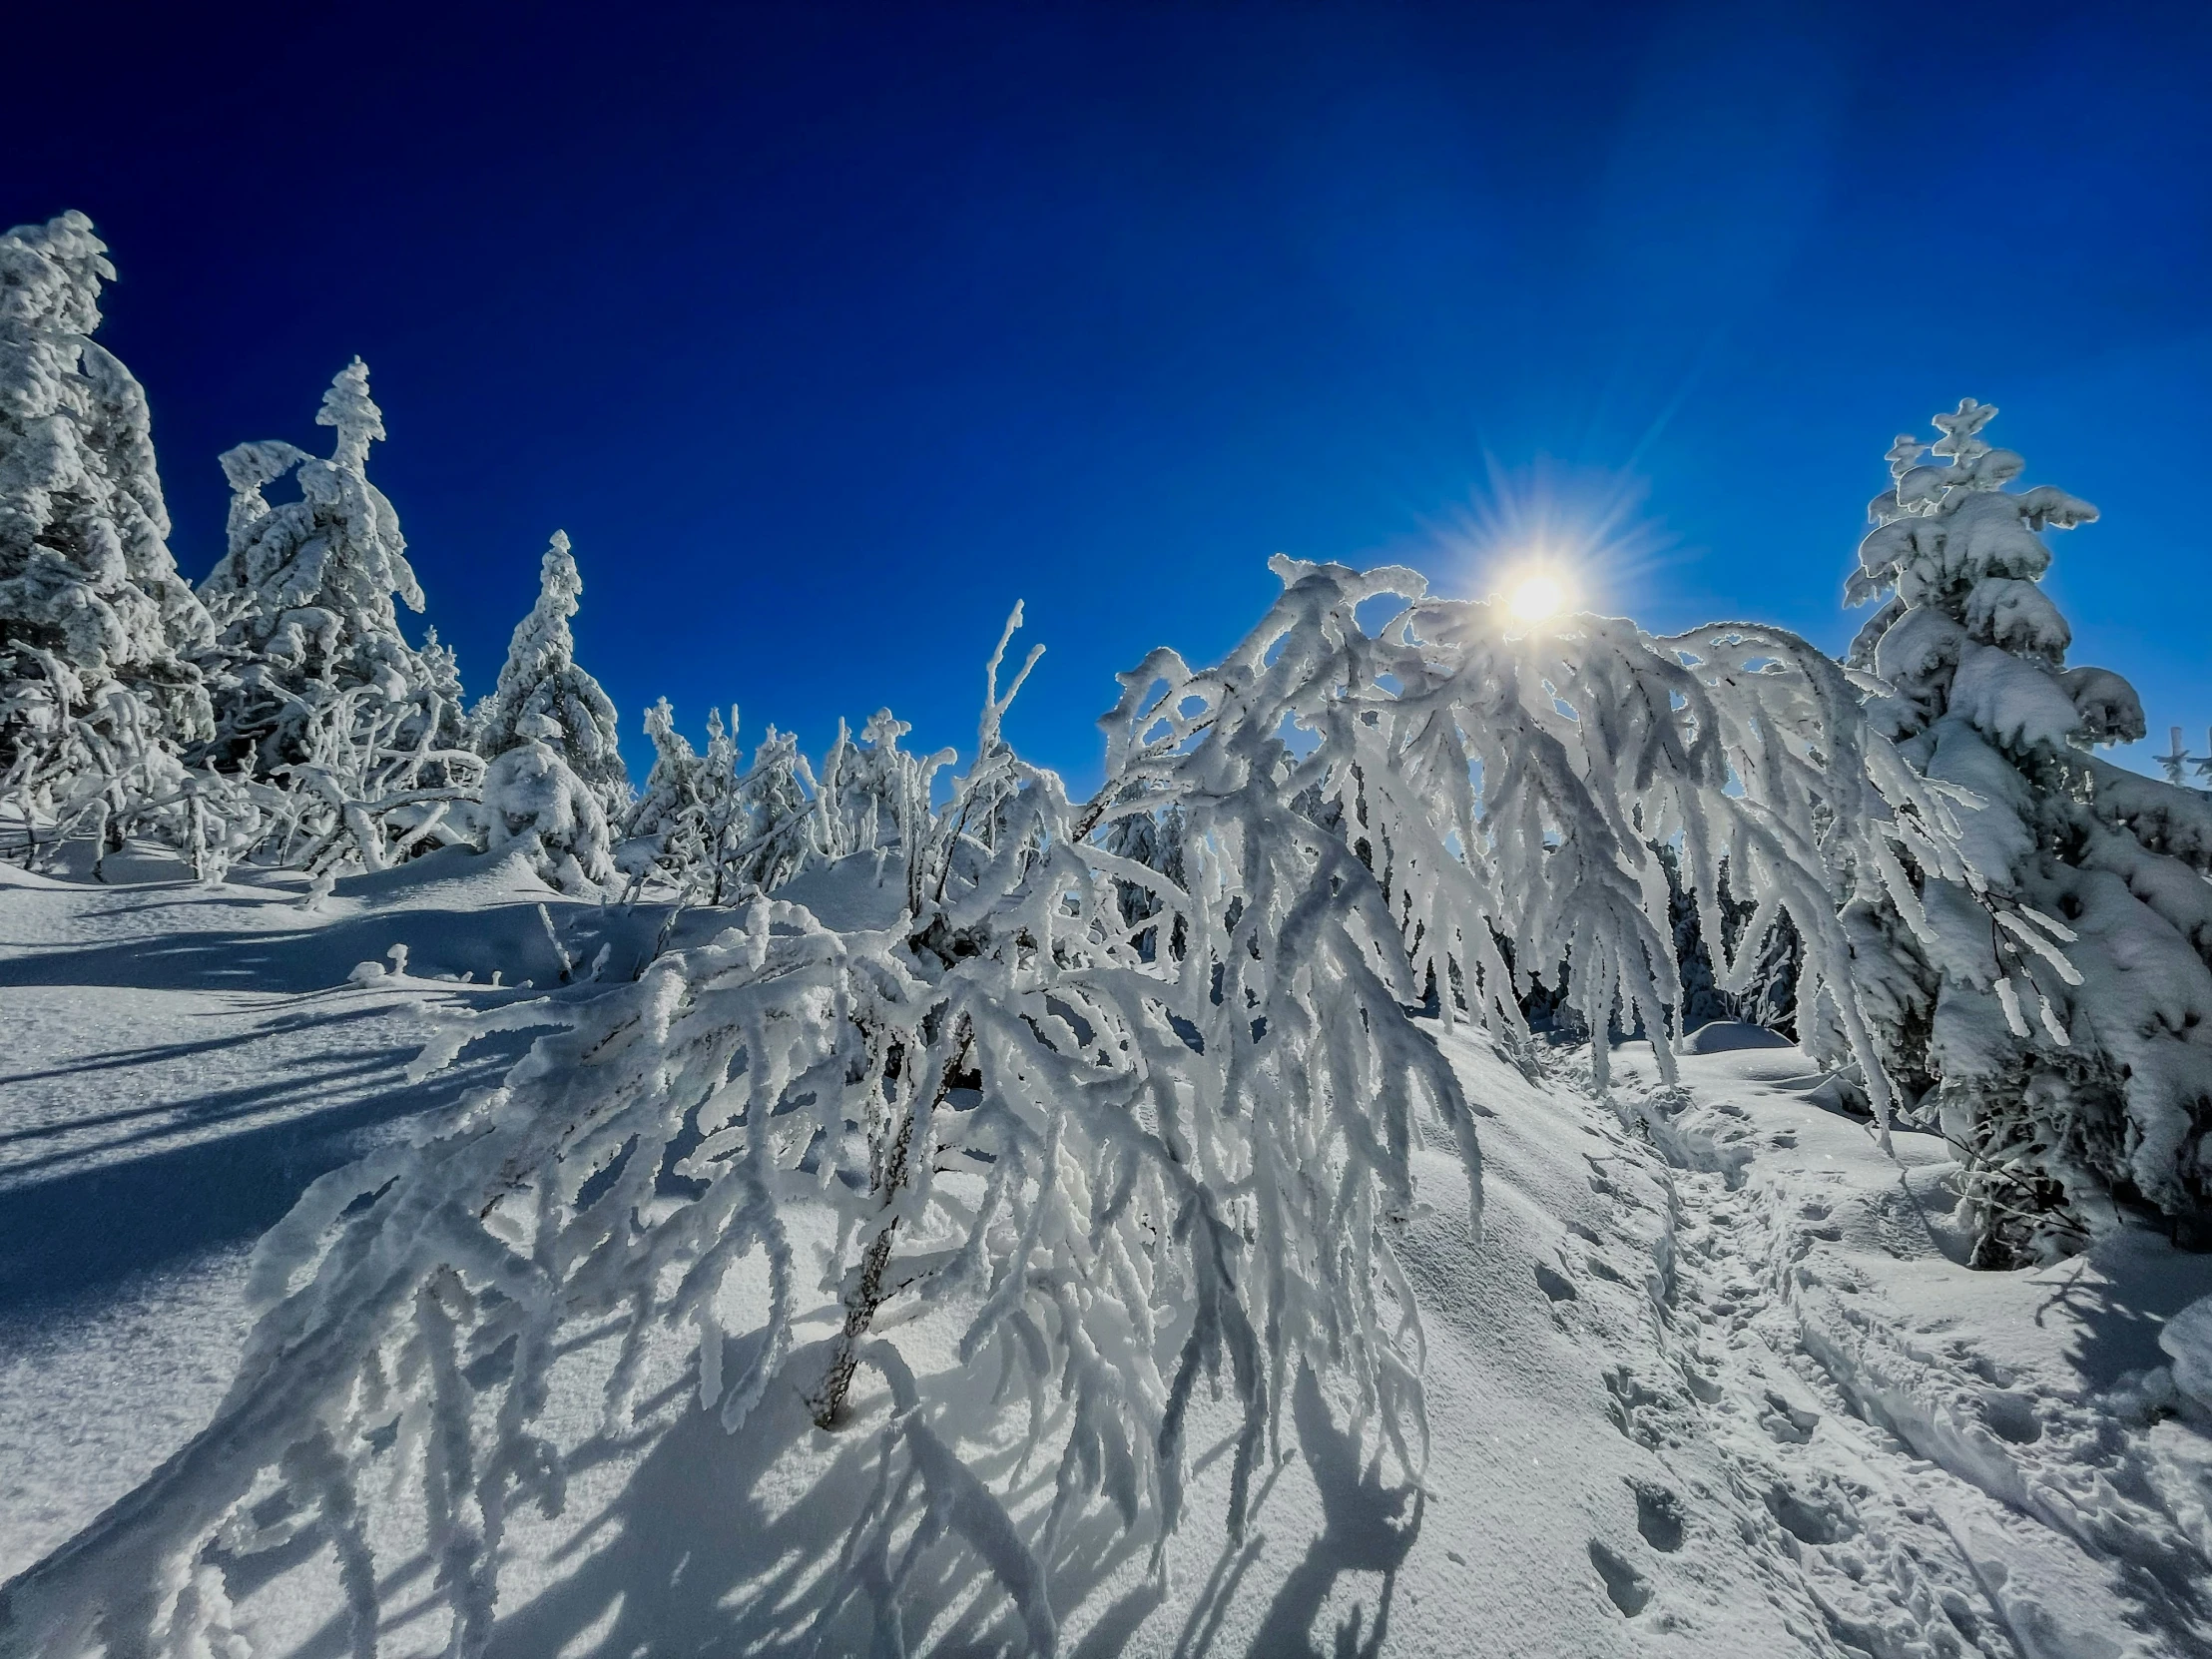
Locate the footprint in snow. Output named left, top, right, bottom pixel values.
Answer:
left=1630, top=1480, right=1686, bottom=1552
left=1977, top=1389, right=2042, bottom=1444
left=1533, top=1262, right=1578, bottom=1302
left=1587, top=1538, right=1651, bottom=1615
left=1764, top=1480, right=1856, bottom=1545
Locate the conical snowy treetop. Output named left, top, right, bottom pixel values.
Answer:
left=1847, top=397, right=2133, bottom=753
left=316, top=355, right=385, bottom=473
left=472, top=530, right=626, bottom=816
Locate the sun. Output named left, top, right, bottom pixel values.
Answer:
left=1508, top=572, right=1565, bottom=622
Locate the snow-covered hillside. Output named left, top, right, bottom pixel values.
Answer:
left=6, top=852, right=2208, bottom=1657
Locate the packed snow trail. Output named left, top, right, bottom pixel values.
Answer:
left=5, top=860, right=2211, bottom=1655
left=1583, top=1037, right=2212, bottom=1659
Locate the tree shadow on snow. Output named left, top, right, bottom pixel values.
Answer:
left=1243, top=1367, right=1422, bottom=1659
left=0, top=902, right=619, bottom=996
left=2019, top=1237, right=2212, bottom=1637
left=0, top=1022, right=526, bottom=1318
left=281, top=1336, right=1163, bottom=1659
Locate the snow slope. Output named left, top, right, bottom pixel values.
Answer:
left=4, top=861, right=2210, bottom=1656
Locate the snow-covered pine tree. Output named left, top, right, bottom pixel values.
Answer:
left=4, top=560, right=1982, bottom=1659
left=198, top=359, right=479, bottom=868
left=480, top=710, right=614, bottom=895
left=471, top=530, right=628, bottom=823
left=615, top=695, right=715, bottom=894
left=0, top=211, right=218, bottom=861
left=1841, top=399, right=2212, bottom=1262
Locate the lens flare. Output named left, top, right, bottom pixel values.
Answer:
left=1411, top=453, right=1678, bottom=625
left=1509, top=573, right=1564, bottom=621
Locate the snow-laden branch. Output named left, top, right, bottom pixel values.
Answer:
left=0, top=559, right=1976, bottom=1658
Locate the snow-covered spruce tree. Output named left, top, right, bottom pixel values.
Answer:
left=198, top=360, right=480, bottom=869
left=1841, top=399, right=2212, bottom=1262
left=480, top=711, right=614, bottom=895
left=1, top=562, right=1975, bottom=1658
left=615, top=694, right=717, bottom=893
left=0, top=211, right=221, bottom=863
left=470, top=530, right=628, bottom=823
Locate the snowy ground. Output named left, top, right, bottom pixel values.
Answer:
left=5, top=853, right=2211, bottom=1656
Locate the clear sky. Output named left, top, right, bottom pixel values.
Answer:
left=11, top=1, right=2208, bottom=791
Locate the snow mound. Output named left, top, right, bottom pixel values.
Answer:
left=1679, top=1020, right=1794, bottom=1054
left=2163, top=1297, right=2212, bottom=1414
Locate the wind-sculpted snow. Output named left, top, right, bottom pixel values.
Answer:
left=1, top=560, right=1982, bottom=1657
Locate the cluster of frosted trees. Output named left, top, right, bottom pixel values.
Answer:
left=0, top=211, right=914, bottom=904
left=7, top=213, right=2211, bottom=1656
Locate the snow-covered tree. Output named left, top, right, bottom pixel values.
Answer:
left=1102, top=788, right=1189, bottom=961
left=480, top=711, right=613, bottom=894
left=4, top=560, right=1977, bottom=1659
left=0, top=211, right=217, bottom=860
left=616, top=701, right=759, bottom=902
left=471, top=530, right=627, bottom=822
left=811, top=706, right=947, bottom=864
left=2156, top=725, right=2212, bottom=791
left=1840, top=399, right=2212, bottom=1262
left=735, top=721, right=820, bottom=892
left=198, top=360, right=479, bottom=869
left=1658, top=844, right=1802, bottom=1035
left=615, top=695, right=717, bottom=893
left=615, top=701, right=853, bottom=905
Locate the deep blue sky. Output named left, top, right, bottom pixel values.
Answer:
left=11, top=1, right=2208, bottom=790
